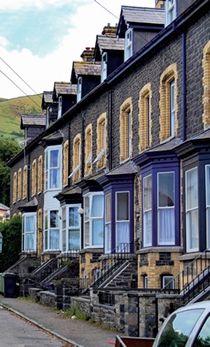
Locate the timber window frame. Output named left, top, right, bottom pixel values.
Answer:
left=120, top=98, right=133, bottom=162
left=22, top=212, right=36, bottom=252
left=159, top=64, right=178, bottom=141
left=61, top=204, right=81, bottom=252
left=165, top=0, right=176, bottom=26
left=18, top=168, right=22, bottom=201
left=38, top=155, right=43, bottom=194
left=45, top=145, right=62, bottom=191
left=32, top=159, right=37, bottom=196
left=94, top=113, right=107, bottom=169
left=69, top=134, right=81, bottom=183
left=13, top=172, right=17, bottom=203
left=85, top=124, right=92, bottom=176
left=124, top=28, right=133, bottom=61
left=139, top=83, right=152, bottom=151
left=63, top=140, right=69, bottom=187
left=202, top=41, right=210, bottom=128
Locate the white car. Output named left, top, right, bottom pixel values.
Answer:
left=153, top=301, right=210, bottom=347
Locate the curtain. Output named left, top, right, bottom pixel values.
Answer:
left=116, top=222, right=129, bottom=252
left=158, top=208, right=175, bottom=244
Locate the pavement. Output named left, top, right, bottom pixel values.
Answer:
left=0, top=295, right=119, bottom=347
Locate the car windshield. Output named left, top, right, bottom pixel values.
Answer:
left=156, top=308, right=204, bottom=347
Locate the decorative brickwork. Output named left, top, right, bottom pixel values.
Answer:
left=159, top=63, right=178, bottom=141
left=202, top=41, right=210, bottom=128
left=72, top=133, right=81, bottom=183
left=63, top=140, right=69, bottom=186
left=96, top=113, right=107, bottom=169
left=156, top=252, right=174, bottom=266
left=38, top=155, right=43, bottom=193
left=18, top=168, right=22, bottom=200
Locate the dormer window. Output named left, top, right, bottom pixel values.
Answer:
left=58, top=96, right=62, bottom=118
left=77, top=77, right=82, bottom=102
left=166, top=0, right=176, bottom=26
left=101, top=52, right=107, bottom=82
left=124, top=28, right=133, bottom=61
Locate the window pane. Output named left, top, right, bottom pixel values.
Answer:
left=50, top=211, right=59, bottom=228
left=69, top=207, right=79, bottom=227
left=159, top=172, right=174, bottom=207
left=186, top=209, right=199, bottom=250
left=105, top=224, right=111, bottom=253
left=84, top=196, right=90, bottom=221
left=116, top=222, right=130, bottom=251
left=50, top=168, right=59, bottom=188
left=91, top=195, right=103, bottom=217
left=92, top=220, right=103, bottom=245
left=85, top=221, right=90, bottom=247
left=50, top=150, right=59, bottom=167
left=25, top=233, right=35, bottom=251
left=186, top=168, right=198, bottom=209
left=50, top=229, right=59, bottom=249
left=62, top=229, right=66, bottom=252
left=194, top=315, right=210, bottom=347
left=117, top=192, right=129, bottom=220
left=105, top=194, right=111, bottom=223
left=26, top=216, right=35, bottom=232
left=68, top=229, right=80, bottom=250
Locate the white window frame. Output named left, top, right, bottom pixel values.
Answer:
left=84, top=192, right=104, bottom=248
left=165, top=0, right=176, bottom=26
left=58, top=96, right=62, bottom=119
left=115, top=191, right=130, bottom=252
left=157, top=171, right=175, bottom=246
left=205, top=165, right=210, bottom=248
left=185, top=167, right=199, bottom=252
left=22, top=212, right=36, bottom=252
left=44, top=209, right=60, bottom=251
left=77, top=77, right=82, bottom=102
left=45, top=145, right=62, bottom=191
left=124, top=28, right=133, bottom=61
left=105, top=193, right=111, bottom=254
left=143, top=175, right=152, bottom=247
left=162, top=275, right=174, bottom=290
left=62, top=204, right=81, bottom=252
left=101, top=52, right=107, bottom=82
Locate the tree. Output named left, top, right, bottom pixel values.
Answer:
left=0, top=139, right=20, bottom=206
left=0, top=215, right=22, bottom=272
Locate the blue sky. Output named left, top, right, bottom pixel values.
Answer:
left=0, top=0, right=155, bottom=99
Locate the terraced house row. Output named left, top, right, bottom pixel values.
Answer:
left=7, top=0, right=210, bottom=336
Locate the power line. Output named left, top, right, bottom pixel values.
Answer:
left=0, top=57, right=42, bottom=99
left=0, top=70, right=42, bottom=108
left=94, top=0, right=118, bottom=19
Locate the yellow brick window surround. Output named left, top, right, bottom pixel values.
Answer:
left=13, top=172, right=17, bottom=203
left=159, top=63, right=178, bottom=141
left=18, top=168, right=22, bottom=200
left=120, top=97, right=133, bottom=162
left=94, top=113, right=107, bottom=169
left=32, top=159, right=37, bottom=196
left=202, top=41, right=210, bottom=128
left=139, top=83, right=152, bottom=151
left=63, top=140, right=69, bottom=186
left=38, top=155, right=43, bottom=193
left=23, top=165, right=27, bottom=199
left=85, top=124, right=92, bottom=176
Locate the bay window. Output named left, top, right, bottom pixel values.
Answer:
left=44, top=210, right=60, bottom=250
left=158, top=172, right=175, bottom=245
left=185, top=167, right=199, bottom=252
left=45, top=145, right=62, bottom=190
left=22, top=213, right=36, bottom=252
left=84, top=193, right=104, bottom=248
left=116, top=192, right=130, bottom=251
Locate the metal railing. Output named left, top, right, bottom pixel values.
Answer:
left=161, top=249, right=210, bottom=304
left=80, top=241, right=138, bottom=293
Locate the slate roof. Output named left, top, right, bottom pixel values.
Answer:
left=0, top=203, right=9, bottom=211
left=120, top=6, right=165, bottom=25
left=21, top=114, right=46, bottom=128
left=41, top=91, right=53, bottom=109
left=53, top=82, right=77, bottom=98
left=107, top=160, right=138, bottom=176
left=95, top=35, right=124, bottom=53
left=72, top=62, right=101, bottom=77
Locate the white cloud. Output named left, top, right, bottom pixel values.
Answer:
left=0, top=0, right=155, bottom=99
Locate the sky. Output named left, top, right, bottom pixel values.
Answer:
left=0, top=0, right=155, bottom=100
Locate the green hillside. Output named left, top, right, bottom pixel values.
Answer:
left=0, top=94, right=43, bottom=142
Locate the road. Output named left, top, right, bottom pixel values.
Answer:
left=0, top=305, right=68, bottom=347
